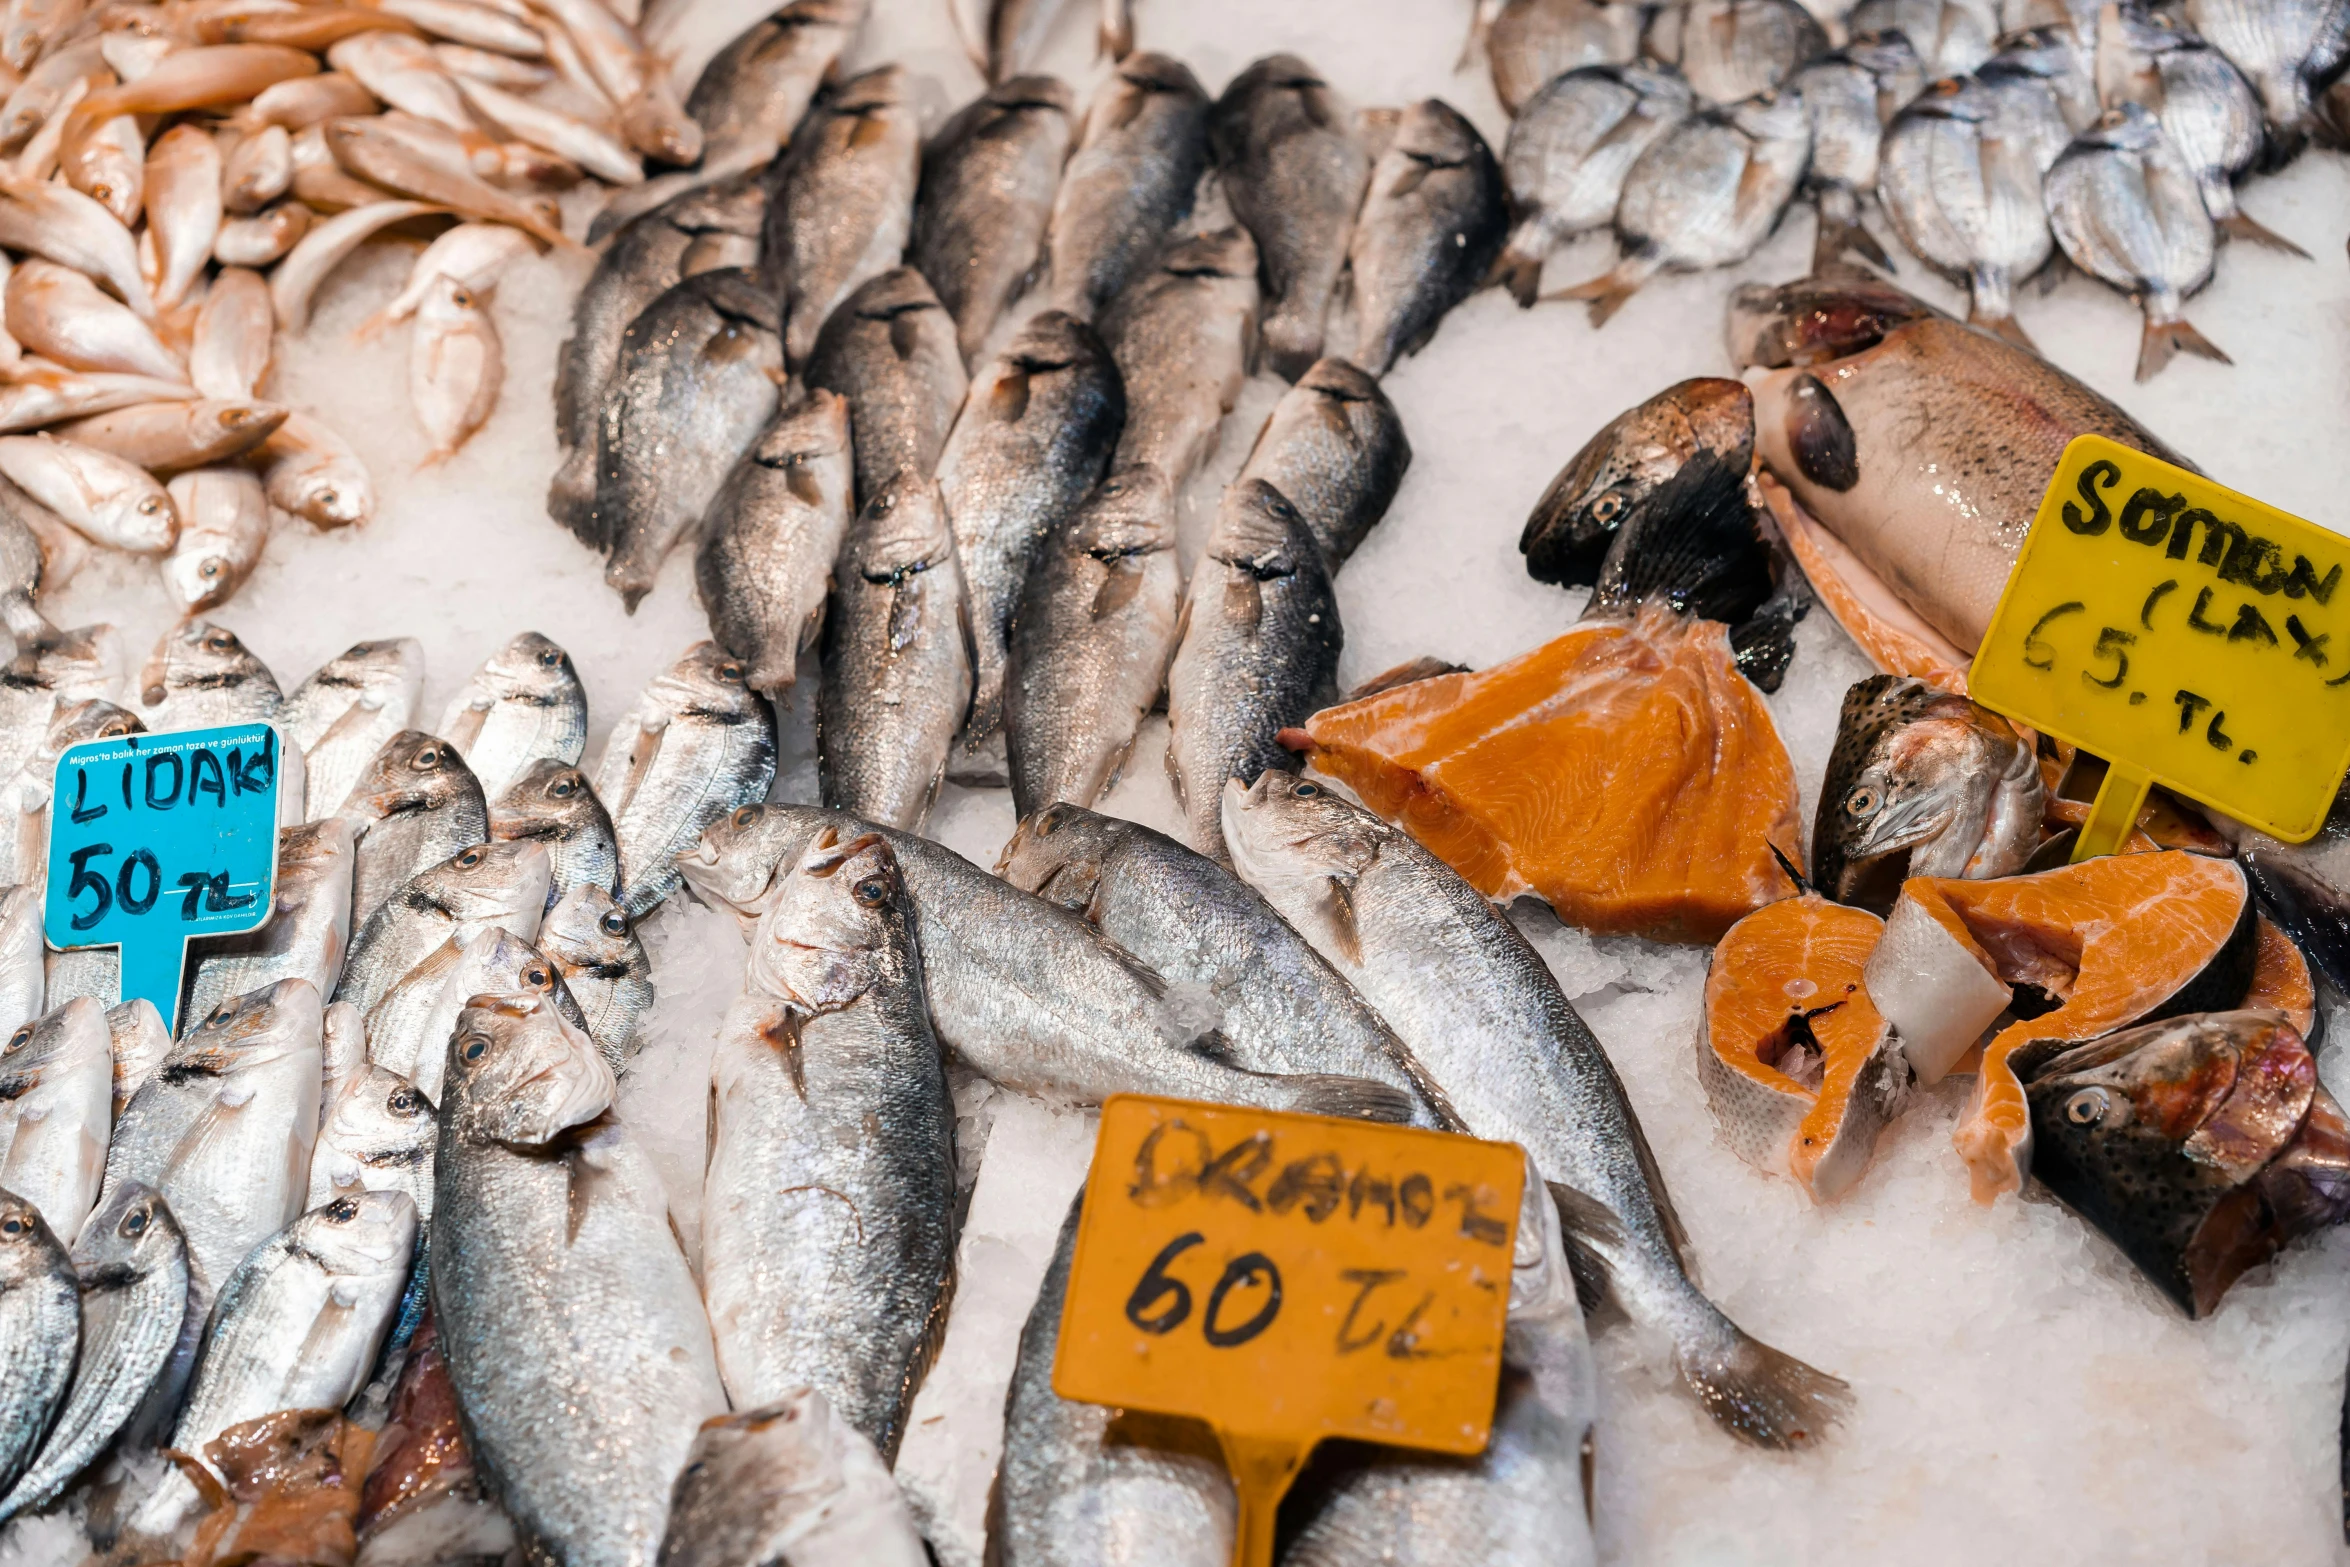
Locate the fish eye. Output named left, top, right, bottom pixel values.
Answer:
left=4, top=1026, right=28, bottom=1052
left=853, top=875, right=889, bottom=906
left=2065, top=1087, right=2111, bottom=1127
left=599, top=910, right=629, bottom=937
left=526, top=966, right=549, bottom=987
left=716, top=661, right=745, bottom=683
left=140, top=497, right=167, bottom=515
left=550, top=776, right=576, bottom=797
left=1844, top=786, right=1881, bottom=821
left=537, top=648, right=563, bottom=668
left=122, top=1209, right=147, bottom=1236
left=204, top=632, right=233, bottom=652
left=0, top=1217, right=20, bottom=1236
left=1590, top=492, right=1625, bottom=522
left=732, top=805, right=760, bottom=828
left=324, top=1197, right=358, bottom=1220
left=463, top=1037, right=488, bottom=1061
left=417, top=747, right=442, bottom=769
left=1294, top=782, right=1319, bottom=797
left=200, top=559, right=222, bottom=579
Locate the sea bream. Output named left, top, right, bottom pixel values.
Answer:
left=537, top=883, right=652, bottom=1066
left=490, top=756, right=621, bottom=911
left=2183, top=0, right=2350, bottom=158
left=658, top=1389, right=928, bottom=1567
left=1492, top=62, right=1693, bottom=307
left=1876, top=74, right=2058, bottom=348
left=1099, top=227, right=1259, bottom=487
left=1844, top=0, right=1992, bottom=76
left=182, top=818, right=356, bottom=1031
left=281, top=637, right=425, bottom=820
left=437, top=631, right=589, bottom=804
left=1347, top=98, right=1506, bottom=375
left=1793, top=32, right=1922, bottom=271
left=804, top=268, right=968, bottom=511
left=597, top=642, right=776, bottom=918
left=338, top=728, right=491, bottom=934
left=1641, top=0, right=1828, bottom=104
left=0, top=998, right=111, bottom=1243
left=332, top=839, right=552, bottom=1018
left=0, top=1191, right=73, bottom=1500
left=1232, top=358, right=1410, bottom=567
left=1482, top=0, right=1646, bottom=113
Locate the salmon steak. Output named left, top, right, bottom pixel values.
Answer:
left=1286, top=601, right=1803, bottom=942
left=1700, top=893, right=1911, bottom=1201
left=1864, top=850, right=2257, bottom=1203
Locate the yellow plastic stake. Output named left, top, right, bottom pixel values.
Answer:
left=2071, top=760, right=2152, bottom=862
left=1219, top=1432, right=1306, bottom=1567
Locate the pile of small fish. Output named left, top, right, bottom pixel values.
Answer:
left=1482, top=0, right=2334, bottom=377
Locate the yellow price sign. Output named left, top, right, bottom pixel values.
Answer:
left=1053, top=1095, right=1524, bottom=1567
left=1971, top=434, right=2350, bottom=857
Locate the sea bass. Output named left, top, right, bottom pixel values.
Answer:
left=657, top=1389, right=928, bottom=1567
left=1099, top=227, right=1258, bottom=486
left=490, top=756, right=621, bottom=910
left=771, top=65, right=920, bottom=370
left=804, top=267, right=967, bottom=510
left=696, top=389, right=856, bottom=699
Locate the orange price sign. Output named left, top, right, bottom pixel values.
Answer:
left=1052, top=1095, right=1525, bottom=1567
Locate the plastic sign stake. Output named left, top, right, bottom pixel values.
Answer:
left=43, top=724, right=283, bottom=1034
left=1970, top=434, right=2350, bottom=860
left=1054, top=1096, right=1524, bottom=1567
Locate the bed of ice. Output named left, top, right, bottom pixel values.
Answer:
left=6, top=1, right=2350, bottom=1563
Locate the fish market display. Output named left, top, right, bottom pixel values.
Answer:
left=0, top=1191, right=73, bottom=1498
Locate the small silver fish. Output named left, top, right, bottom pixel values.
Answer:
left=161, top=467, right=271, bottom=616
left=333, top=839, right=551, bottom=1018
left=1494, top=61, right=1694, bottom=306
left=1232, top=358, right=1411, bottom=568
left=594, top=642, right=776, bottom=918
left=1644, top=0, right=1828, bottom=104
left=0, top=1190, right=74, bottom=1500
left=772, top=65, right=920, bottom=370
left=307, top=1064, right=436, bottom=1217
left=437, top=631, right=588, bottom=804
left=1045, top=54, right=1211, bottom=322
left=490, top=756, right=620, bottom=910
left=182, top=818, right=356, bottom=1032
left=2105, top=4, right=2307, bottom=254
left=363, top=923, right=569, bottom=1102
left=1348, top=98, right=1508, bottom=375
left=912, top=75, right=1075, bottom=365
left=283, top=637, right=426, bottom=822
left=0, top=999, right=114, bottom=1243
left=339, top=729, right=491, bottom=934
left=1846, top=0, right=1995, bottom=77
left=537, top=882, right=651, bottom=1067
left=803, top=267, right=968, bottom=512
left=695, top=389, right=856, bottom=700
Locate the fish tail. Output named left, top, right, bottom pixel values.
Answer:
left=1280, top=1073, right=1417, bottom=1125
left=2136, top=314, right=2231, bottom=383
left=1968, top=306, right=2039, bottom=356
left=1544, top=254, right=1657, bottom=328
left=1811, top=213, right=1890, bottom=274
left=2219, top=209, right=2312, bottom=259
left=1489, top=241, right=1546, bottom=308
left=1678, top=1323, right=1855, bottom=1451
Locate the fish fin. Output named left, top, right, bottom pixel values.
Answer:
left=1545, top=1180, right=1624, bottom=1313
left=1728, top=589, right=1806, bottom=694
left=1187, top=1029, right=1237, bottom=1065
left=1344, top=657, right=1468, bottom=702
left=1811, top=213, right=1890, bottom=274
left=1759, top=475, right=1970, bottom=687
left=1321, top=873, right=1363, bottom=966
left=2241, top=847, right=2350, bottom=995
left=1969, top=308, right=2040, bottom=355
left=1781, top=372, right=1857, bottom=492
left=1283, top=1073, right=1416, bottom=1125
left=1488, top=246, right=1544, bottom=308
left=1678, top=1328, right=1854, bottom=1450
left=1094, top=930, right=1169, bottom=1000
left=1543, top=255, right=1654, bottom=328
left=1097, top=0, right=1133, bottom=60
left=891, top=1251, right=957, bottom=1467
left=2220, top=209, right=2312, bottom=258
left=2136, top=315, right=2231, bottom=383
left=1091, top=557, right=1144, bottom=619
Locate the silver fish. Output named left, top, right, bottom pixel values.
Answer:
left=1164, top=479, right=1340, bottom=863
left=817, top=474, right=970, bottom=832
left=999, top=804, right=1443, bottom=1120
left=0, top=623, right=120, bottom=830
left=0, top=693, right=137, bottom=894
left=0, top=890, right=37, bottom=1037
left=0, top=998, right=113, bottom=1242
left=2045, top=100, right=2227, bottom=381
left=1557, top=89, right=1810, bottom=324
left=803, top=267, right=968, bottom=511
left=161, top=467, right=270, bottom=617
left=183, top=819, right=355, bottom=1036
left=283, top=637, right=426, bottom=822
left=438, top=631, right=588, bottom=804
left=772, top=65, right=920, bottom=370
left=1484, top=0, right=1647, bottom=114
left=307, top=1064, right=436, bottom=1217
left=1222, top=771, right=1851, bottom=1450
left=2, top=260, right=177, bottom=382
left=1493, top=62, right=1694, bottom=307
left=364, top=924, right=569, bottom=1102
left=340, top=729, right=491, bottom=934
left=334, top=839, right=552, bottom=1019
left=1100, top=227, right=1259, bottom=485
left=695, top=389, right=856, bottom=699
left=1232, top=358, right=1411, bottom=569
left=1878, top=73, right=2056, bottom=348
left=595, top=641, right=776, bottom=919
left=0, top=1182, right=186, bottom=1523
left=0, top=434, right=175, bottom=554
left=1045, top=53, right=1211, bottom=322
left=105, top=1000, right=169, bottom=1114
left=913, top=76, right=1074, bottom=365
left=99, top=977, right=323, bottom=1301
left=658, top=1388, right=928, bottom=1567
left=1794, top=32, right=1921, bottom=272
left=715, top=831, right=955, bottom=1458
left=2183, top=0, right=2350, bottom=155
left=0, top=1190, right=74, bottom=1500
left=1003, top=464, right=1178, bottom=820
left=491, top=756, right=621, bottom=910
left=321, top=1000, right=366, bottom=1130
left=1644, top=0, right=1827, bottom=104
left=1208, top=55, right=1371, bottom=381
left=1846, top=0, right=1995, bottom=77
left=538, top=883, right=650, bottom=1067
left=127, top=1190, right=414, bottom=1544
left=433, top=992, right=724, bottom=1567
left=597, top=268, right=785, bottom=612
left=936, top=310, right=1125, bottom=758
left=2105, top=4, right=2305, bottom=253
left=1984, top=22, right=2101, bottom=134
left=133, top=619, right=280, bottom=732
left=1348, top=98, right=1507, bottom=375
left=988, top=1195, right=1234, bottom=1567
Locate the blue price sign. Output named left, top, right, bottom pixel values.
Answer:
left=44, top=723, right=283, bottom=1034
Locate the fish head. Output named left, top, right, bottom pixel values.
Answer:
left=323, top=1065, right=435, bottom=1173
left=1727, top=87, right=1810, bottom=144
left=850, top=475, right=954, bottom=577
left=14, top=621, right=124, bottom=710
left=414, top=841, right=552, bottom=929
left=749, top=829, right=908, bottom=1013
left=1156, top=225, right=1259, bottom=285
left=36, top=698, right=143, bottom=779
left=489, top=757, right=602, bottom=838
left=1520, top=378, right=1754, bottom=587
left=2076, top=98, right=2165, bottom=152
left=986, top=73, right=1077, bottom=120
left=996, top=803, right=1122, bottom=914
left=978, top=311, right=1115, bottom=427
left=646, top=642, right=764, bottom=724
left=1069, top=464, right=1176, bottom=555
left=0, top=1189, right=61, bottom=1283
left=1814, top=676, right=2031, bottom=909
left=477, top=631, right=577, bottom=705
left=277, top=816, right=357, bottom=880
left=828, top=62, right=910, bottom=117
left=138, top=619, right=274, bottom=713
left=1103, top=52, right=1206, bottom=127
left=291, top=1189, right=418, bottom=1282
left=1899, top=72, right=1998, bottom=126
left=454, top=925, right=566, bottom=1006
left=1986, top=23, right=2084, bottom=82
left=0, top=995, right=108, bottom=1094
left=341, top=730, right=473, bottom=823
left=75, top=1179, right=186, bottom=1273
left=1727, top=275, right=1942, bottom=369
left=1842, top=28, right=1923, bottom=85
left=314, top=637, right=427, bottom=708
left=1387, top=96, right=1484, bottom=169
left=1210, top=479, right=1313, bottom=570
left=539, top=884, right=633, bottom=968
left=446, top=993, right=615, bottom=1147
left=677, top=802, right=814, bottom=913
left=174, top=977, right=323, bottom=1069
left=1222, top=772, right=1385, bottom=904
left=751, top=390, right=854, bottom=512
left=2023, top=1009, right=2330, bottom=1315
left=164, top=547, right=242, bottom=614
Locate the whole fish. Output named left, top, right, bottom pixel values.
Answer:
left=1794, top=32, right=1921, bottom=271
left=134, top=618, right=280, bottom=732
left=0, top=618, right=119, bottom=794
left=596, top=268, right=784, bottom=612
left=2183, top=0, right=2350, bottom=156
left=0, top=173, right=154, bottom=322
left=1100, top=227, right=1259, bottom=485
left=0, top=694, right=138, bottom=895
left=362, top=223, right=540, bottom=338
left=410, top=274, right=502, bottom=462
left=0, top=998, right=111, bottom=1243
left=2103, top=4, right=2303, bottom=254
left=999, top=803, right=1442, bottom=1118
left=0, top=1182, right=186, bottom=1523
left=658, top=1388, right=928, bottom=1567
left=214, top=203, right=311, bottom=267
left=307, top=1064, right=436, bottom=1217
left=126, top=1190, right=414, bottom=1545
left=804, top=267, right=968, bottom=510
left=1558, top=90, right=1810, bottom=324
left=1209, top=55, right=1371, bottom=381
left=1877, top=74, right=2056, bottom=347
left=595, top=641, right=776, bottom=918
left=712, top=831, right=954, bottom=1458
left=340, top=729, right=490, bottom=933
left=161, top=468, right=271, bottom=616
left=222, top=124, right=296, bottom=217
left=1045, top=53, right=1211, bottom=321
left=771, top=65, right=920, bottom=370
left=189, top=267, right=273, bottom=401
left=1493, top=62, right=1694, bottom=307
left=989, top=1196, right=1234, bottom=1567
left=3, top=260, right=181, bottom=383
left=936, top=310, right=1124, bottom=757
left=256, top=411, right=375, bottom=529
left=52, top=399, right=285, bottom=474
left=1643, top=0, right=1828, bottom=106
left=145, top=126, right=223, bottom=309
left=1485, top=0, right=1647, bottom=114
left=433, top=992, right=725, bottom=1567
left=1811, top=675, right=2043, bottom=911
left=0, top=434, right=176, bottom=553
left=98, top=977, right=323, bottom=1300
left=817, top=474, right=971, bottom=831
left=914, top=76, right=1073, bottom=366
left=0, top=889, right=39, bottom=1038
left=1845, top=0, right=1994, bottom=77
left=1233, top=358, right=1410, bottom=568
left=1982, top=21, right=2100, bottom=135
left=1223, top=771, right=1851, bottom=1449
left=437, top=631, right=588, bottom=803
left=333, top=838, right=551, bottom=1017
left=283, top=637, right=426, bottom=821
left=538, top=883, right=651, bottom=1066
left=105, top=999, right=170, bottom=1114
left=491, top=757, right=620, bottom=909
left=695, top=389, right=856, bottom=699
left=1164, top=479, right=1340, bottom=862
left=2045, top=101, right=2227, bottom=381
left=1003, top=464, right=1178, bottom=820
left=183, top=818, right=355, bottom=1032
left=675, top=802, right=1417, bottom=1120
left=365, top=924, right=570, bottom=1100
left=0, top=1190, right=73, bottom=1499
left=457, top=76, right=644, bottom=187
left=1348, top=98, right=1507, bottom=375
